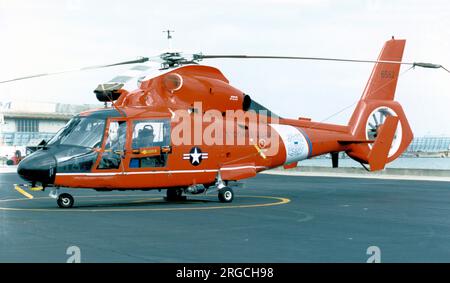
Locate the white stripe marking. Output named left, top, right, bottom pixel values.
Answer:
left=56, top=166, right=266, bottom=177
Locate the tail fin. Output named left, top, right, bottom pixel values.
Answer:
left=360, top=38, right=406, bottom=101
left=347, top=38, right=413, bottom=170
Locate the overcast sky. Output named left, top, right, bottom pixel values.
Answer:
left=0, top=0, right=449, bottom=136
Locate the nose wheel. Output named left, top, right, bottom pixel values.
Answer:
left=57, top=193, right=74, bottom=208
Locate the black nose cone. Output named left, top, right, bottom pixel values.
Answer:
left=17, top=150, right=56, bottom=185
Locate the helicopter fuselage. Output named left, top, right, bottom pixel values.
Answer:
left=18, top=105, right=345, bottom=190
left=16, top=38, right=414, bottom=207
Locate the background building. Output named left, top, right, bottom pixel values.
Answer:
left=0, top=100, right=100, bottom=164
left=406, top=136, right=450, bottom=157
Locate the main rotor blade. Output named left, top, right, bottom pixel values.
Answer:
left=199, top=54, right=449, bottom=72
left=0, top=57, right=150, bottom=84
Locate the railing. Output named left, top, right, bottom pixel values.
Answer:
left=406, top=137, right=450, bottom=153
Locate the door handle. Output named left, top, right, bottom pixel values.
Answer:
left=161, top=145, right=172, bottom=154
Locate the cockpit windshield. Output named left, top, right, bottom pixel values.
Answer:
left=47, top=117, right=106, bottom=148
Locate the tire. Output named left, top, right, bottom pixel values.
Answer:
left=166, top=189, right=183, bottom=201
left=218, top=187, right=234, bottom=203
left=57, top=193, right=74, bottom=208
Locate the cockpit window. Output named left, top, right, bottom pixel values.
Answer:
left=47, top=117, right=105, bottom=148
left=98, top=120, right=127, bottom=170
left=132, top=120, right=170, bottom=149
left=129, top=119, right=171, bottom=168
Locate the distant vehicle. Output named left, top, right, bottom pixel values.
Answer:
left=6, top=150, right=23, bottom=165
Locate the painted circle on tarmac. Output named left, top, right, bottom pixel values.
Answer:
left=0, top=194, right=290, bottom=212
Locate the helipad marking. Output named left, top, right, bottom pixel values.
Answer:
left=13, top=185, right=34, bottom=199
left=0, top=195, right=290, bottom=212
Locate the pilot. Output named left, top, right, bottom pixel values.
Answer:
left=105, top=122, right=118, bottom=150
left=105, top=122, right=126, bottom=151
left=99, top=121, right=126, bottom=169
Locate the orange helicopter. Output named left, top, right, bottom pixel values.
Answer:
left=2, top=36, right=447, bottom=208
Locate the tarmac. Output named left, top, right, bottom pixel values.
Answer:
left=1, top=171, right=450, bottom=262
left=265, top=166, right=450, bottom=182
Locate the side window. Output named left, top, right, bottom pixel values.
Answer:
left=98, top=121, right=127, bottom=169
left=130, top=120, right=170, bottom=168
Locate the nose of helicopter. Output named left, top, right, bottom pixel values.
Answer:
left=17, top=150, right=57, bottom=185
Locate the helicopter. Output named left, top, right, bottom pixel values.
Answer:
left=1, top=36, right=448, bottom=208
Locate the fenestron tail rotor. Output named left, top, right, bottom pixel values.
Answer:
left=367, top=108, right=392, bottom=140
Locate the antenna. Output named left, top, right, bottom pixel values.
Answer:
left=163, top=29, right=175, bottom=50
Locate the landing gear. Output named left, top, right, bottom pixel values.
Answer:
left=57, top=193, right=74, bottom=208
left=166, top=189, right=186, bottom=202
left=215, top=171, right=234, bottom=203
left=218, top=187, right=234, bottom=203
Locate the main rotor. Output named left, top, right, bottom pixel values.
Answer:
left=0, top=33, right=448, bottom=85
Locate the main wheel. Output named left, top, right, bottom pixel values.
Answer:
left=57, top=193, right=74, bottom=208
left=218, top=187, right=234, bottom=203
left=166, top=189, right=184, bottom=201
